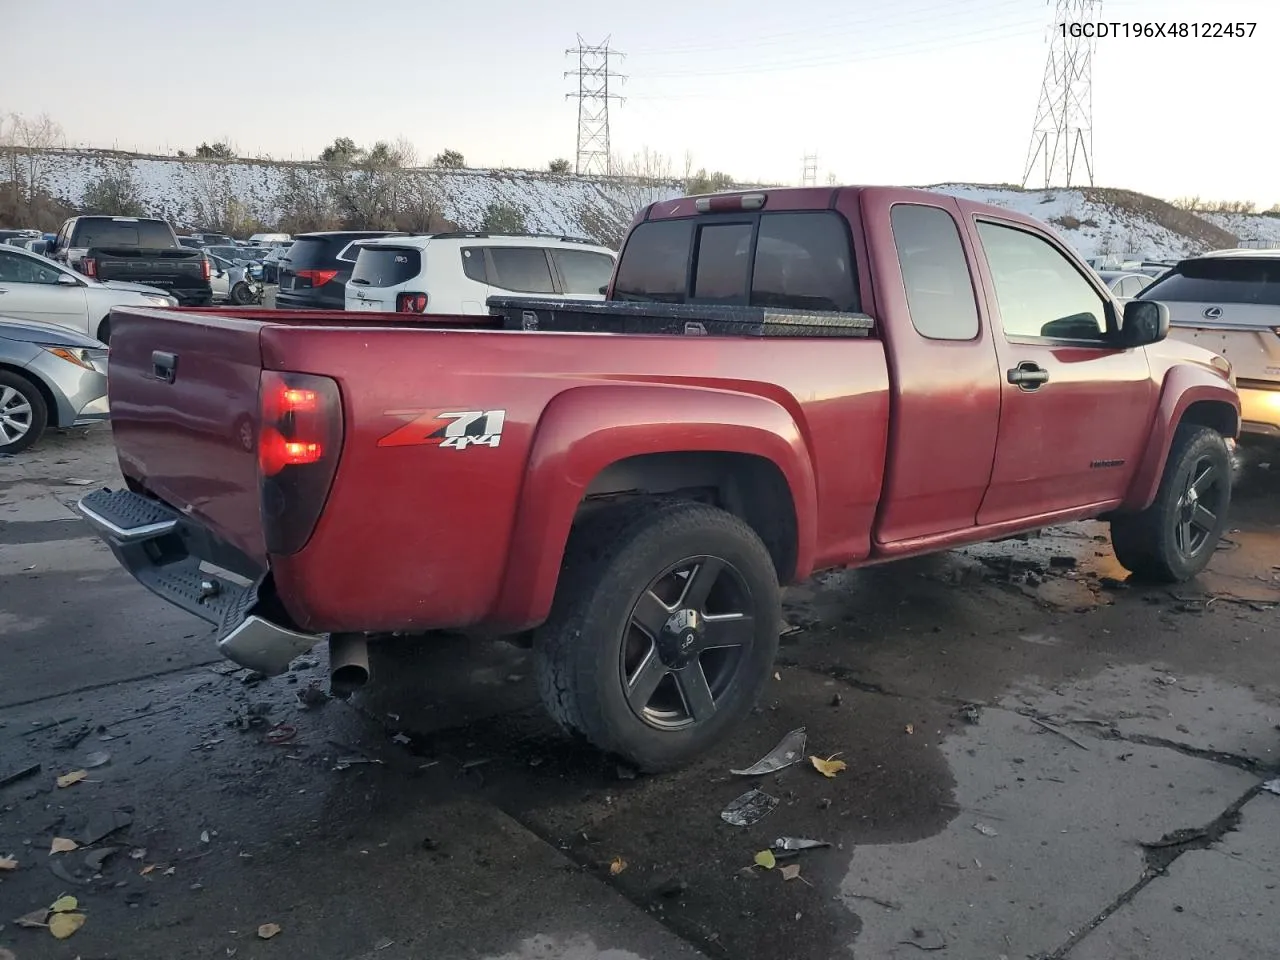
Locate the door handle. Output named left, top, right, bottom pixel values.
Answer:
left=152, top=351, right=177, bottom=383
left=1007, top=361, right=1050, bottom=388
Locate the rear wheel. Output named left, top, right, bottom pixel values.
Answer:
left=533, top=500, right=781, bottom=772
left=230, top=282, right=256, bottom=306
left=1111, top=424, right=1231, bottom=582
left=0, top=370, right=49, bottom=454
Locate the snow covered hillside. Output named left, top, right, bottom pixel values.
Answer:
left=1199, top=211, right=1280, bottom=248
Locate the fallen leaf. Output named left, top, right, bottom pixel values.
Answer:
left=809, top=754, right=848, bottom=778
left=141, top=864, right=157, bottom=876
left=258, top=922, right=282, bottom=940
left=609, top=856, right=627, bottom=876
left=0, top=856, right=17, bottom=870
left=50, top=895, right=79, bottom=913
left=779, top=863, right=802, bottom=881
left=905, top=724, right=915, bottom=735
left=50, top=837, right=79, bottom=855
left=56, top=770, right=88, bottom=788
left=754, top=849, right=777, bottom=870
left=16, top=907, right=50, bottom=928
left=49, top=911, right=87, bottom=939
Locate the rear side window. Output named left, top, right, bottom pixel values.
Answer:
left=612, top=211, right=858, bottom=311
left=73, top=218, right=174, bottom=248
left=280, top=237, right=330, bottom=270
left=461, top=247, right=487, bottom=283
left=890, top=204, right=980, bottom=340
left=1139, top=257, right=1280, bottom=305
left=350, top=247, right=422, bottom=287
left=552, top=249, right=614, bottom=294
left=487, top=247, right=555, bottom=293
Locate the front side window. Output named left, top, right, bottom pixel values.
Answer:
left=552, top=249, right=614, bottom=294
left=977, top=221, right=1107, bottom=340
left=0, top=250, right=63, bottom=284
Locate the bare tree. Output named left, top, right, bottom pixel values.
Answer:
left=274, top=166, right=340, bottom=233
left=0, top=112, right=65, bottom=223
left=189, top=162, right=261, bottom=235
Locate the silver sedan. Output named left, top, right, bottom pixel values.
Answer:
left=0, top=316, right=109, bottom=454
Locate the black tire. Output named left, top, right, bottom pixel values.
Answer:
left=0, top=370, right=49, bottom=454
left=96, top=317, right=111, bottom=345
left=1110, top=424, right=1231, bottom=582
left=534, top=499, right=781, bottom=772
left=230, top=282, right=255, bottom=306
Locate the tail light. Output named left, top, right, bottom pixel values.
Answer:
left=82, top=257, right=97, bottom=278
left=396, top=292, right=429, bottom=313
left=296, top=269, right=338, bottom=287
left=201, top=257, right=211, bottom=282
left=257, top=371, right=344, bottom=555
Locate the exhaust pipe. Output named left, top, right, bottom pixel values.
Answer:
left=329, top=633, right=370, bottom=697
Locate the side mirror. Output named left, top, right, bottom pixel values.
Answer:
left=1118, top=299, right=1169, bottom=348
left=56, top=273, right=79, bottom=286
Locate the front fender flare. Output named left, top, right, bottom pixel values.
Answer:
left=1122, top=369, right=1239, bottom=512
left=489, top=383, right=817, bottom=631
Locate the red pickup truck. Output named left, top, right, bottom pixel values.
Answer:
left=79, top=186, right=1239, bottom=771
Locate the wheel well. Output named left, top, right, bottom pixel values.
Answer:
left=0, top=363, right=58, bottom=426
left=95, top=315, right=111, bottom=343
left=577, top=451, right=799, bottom=582
left=1180, top=400, right=1238, bottom=439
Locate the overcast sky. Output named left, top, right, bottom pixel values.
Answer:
left=2, top=0, right=1274, bottom=205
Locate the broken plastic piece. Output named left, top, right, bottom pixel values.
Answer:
left=84, top=750, right=111, bottom=769
left=720, top=788, right=780, bottom=827
left=1261, top=778, right=1280, bottom=796
left=731, top=727, right=807, bottom=776
left=973, top=823, right=999, bottom=837
left=79, top=809, right=133, bottom=846
left=773, top=837, right=830, bottom=851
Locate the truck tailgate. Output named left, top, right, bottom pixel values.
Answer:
left=108, top=307, right=268, bottom=564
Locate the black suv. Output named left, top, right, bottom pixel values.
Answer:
left=275, top=231, right=407, bottom=310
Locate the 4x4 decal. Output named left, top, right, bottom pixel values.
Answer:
left=378, top=409, right=506, bottom=449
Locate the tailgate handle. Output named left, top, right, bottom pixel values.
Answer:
left=152, top=351, right=178, bottom=383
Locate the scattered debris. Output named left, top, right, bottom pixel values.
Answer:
left=721, top=788, right=780, bottom=826
left=21, top=716, right=77, bottom=737
left=50, top=837, right=79, bottom=855
left=780, top=620, right=803, bottom=637
left=773, top=837, right=830, bottom=851
left=609, top=856, right=627, bottom=876
left=754, top=850, right=777, bottom=870
left=846, top=893, right=903, bottom=911
left=200, top=831, right=211, bottom=844
left=375, top=938, right=395, bottom=950
left=84, top=845, right=125, bottom=872
left=0, top=855, right=17, bottom=870
left=258, top=923, right=283, bottom=940
left=1048, top=556, right=1077, bottom=568
left=53, top=723, right=95, bottom=751
left=296, top=683, right=329, bottom=708
left=960, top=703, right=982, bottom=725
left=1098, top=576, right=1129, bottom=591
left=130, top=848, right=147, bottom=860
left=63, top=478, right=94, bottom=485
left=1029, top=716, right=1091, bottom=751
left=809, top=754, right=847, bottom=779
left=730, top=727, right=807, bottom=776
left=56, top=769, right=87, bottom=788
left=141, top=864, right=157, bottom=876
left=0, top=762, right=41, bottom=789
left=83, top=751, right=111, bottom=768
left=1141, top=827, right=1207, bottom=850
left=899, top=927, right=946, bottom=951
left=334, top=757, right=384, bottom=771
left=164, top=866, right=176, bottom=876
left=264, top=725, right=297, bottom=746
left=391, top=733, right=412, bottom=746
left=1261, top=778, right=1280, bottom=796
left=973, top=823, right=999, bottom=838
left=16, top=907, right=51, bottom=928
left=78, top=809, right=133, bottom=846
left=830, top=692, right=842, bottom=707
left=905, top=724, right=915, bottom=735
left=49, top=857, right=91, bottom=886
left=779, top=864, right=803, bottom=882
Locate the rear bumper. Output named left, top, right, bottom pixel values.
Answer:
left=1239, top=383, right=1280, bottom=441
left=76, top=488, right=323, bottom=675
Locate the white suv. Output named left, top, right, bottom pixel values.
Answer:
left=344, top=233, right=616, bottom=315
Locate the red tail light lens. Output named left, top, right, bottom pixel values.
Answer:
left=396, top=292, right=429, bottom=313
left=83, top=257, right=97, bottom=278
left=257, top=371, right=344, bottom=554
left=296, top=269, right=339, bottom=287
left=201, top=257, right=211, bottom=282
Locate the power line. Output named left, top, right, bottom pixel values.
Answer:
left=565, top=35, right=626, bottom=177
left=1021, top=0, right=1099, bottom=188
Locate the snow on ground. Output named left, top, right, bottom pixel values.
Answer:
left=1200, top=211, right=1280, bottom=247
left=928, top=184, right=1206, bottom=260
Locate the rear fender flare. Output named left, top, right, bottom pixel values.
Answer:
left=490, top=383, right=817, bottom=631
left=1121, top=368, right=1240, bottom=512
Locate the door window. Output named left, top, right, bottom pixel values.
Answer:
left=551, top=249, right=614, bottom=294
left=486, top=247, right=556, bottom=293
left=977, top=221, right=1108, bottom=341
left=890, top=204, right=980, bottom=340
left=0, top=250, right=63, bottom=284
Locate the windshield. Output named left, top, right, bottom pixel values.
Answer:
left=1139, top=257, right=1280, bottom=305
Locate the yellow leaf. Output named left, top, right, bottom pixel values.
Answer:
left=779, top=864, right=802, bottom=881
left=0, top=856, right=17, bottom=870
left=609, top=856, right=627, bottom=876
left=49, top=912, right=86, bottom=940
left=56, top=770, right=87, bottom=788
left=809, top=754, right=847, bottom=778
left=50, top=837, right=79, bottom=855
left=753, top=849, right=776, bottom=869
left=50, top=895, right=79, bottom=913
left=258, top=922, right=282, bottom=940
left=141, top=864, right=157, bottom=876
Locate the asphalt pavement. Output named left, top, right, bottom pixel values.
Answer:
left=2, top=428, right=1278, bottom=960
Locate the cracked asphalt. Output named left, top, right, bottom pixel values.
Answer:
left=2, top=428, right=1278, bottom=960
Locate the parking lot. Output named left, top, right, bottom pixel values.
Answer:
left=2, top=427, right=1278, bottom=960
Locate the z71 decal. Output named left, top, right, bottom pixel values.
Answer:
left=378, top=409, right=507, bottom=449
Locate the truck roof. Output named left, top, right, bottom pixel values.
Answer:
left=643, top=185, right=1053, bottom=232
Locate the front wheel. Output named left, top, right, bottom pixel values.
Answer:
left=534, top=500, right=781, bottom=772
left=0, top=370, right=49, bottom=454
left=1111, top=424, right=1231, bottom=582
left=230, top=282, right=256, bottom=306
